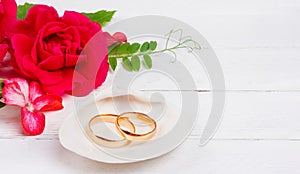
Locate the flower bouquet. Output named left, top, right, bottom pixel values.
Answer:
left=0, top=0, right=201, bottom=136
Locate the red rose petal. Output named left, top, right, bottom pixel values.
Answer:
left=25, top=5, right=59, bottom=34
left=70, top=31, right=108, bottom=96
left=21, top=107, right=45, bottom=136
left=1, top=0, right=17, bottom=18
left=0, top=44, right=8, bottom=65
left=0, top=0, right=17, bottom=34
left=0, top=66, right=20, bottom=78
left=11, top=34, right=33, bottom=56
left=62, top=11, right=95, bottom=26
left=37, top=69, right=63, bottom=85
left=10, top=34, right=37, bottom=78
left=38, top=55, right=64, bottom=70
left=41, top=68, right=73, bottom=95
left=65, top=54, right=87, bottom=67
left=32, top=94, right=63, bottom=112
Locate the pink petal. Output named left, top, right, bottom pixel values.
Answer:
left=103, top=32, right=127, bottom=46
left=2, top=78, right=29, bottom=107
left=21, top=107, right=45, bottom=136
left=112, top=32, right=127, bottom=43
left=29, top=81, right=44, bottom=103
left=32, top=94, right=63, bottom=112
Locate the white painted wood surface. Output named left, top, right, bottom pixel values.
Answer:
left=1, top=0, right=299, bottom=173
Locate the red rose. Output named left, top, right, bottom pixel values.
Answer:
left=11, top=5, right=109, bottom=96
left=0, top=0, right=17, bottom=66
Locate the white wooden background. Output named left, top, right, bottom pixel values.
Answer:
left=1, top=0, right=300, bottom=173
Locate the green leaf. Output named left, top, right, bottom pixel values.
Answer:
left=17, top=3, right=35, bottom=19
left=82, top=10, right=116, bottom=26
left=143, top=55, right=152, bottom=69
left=128, top=43, right=141, bottom=54
left=0, top=102, right=5, bottom=109
left=108, top=42, right=121, bottom=54
left=117, top=43, right=130, bottom=55
left=122, top=58, right=133, bottom=71
left=140, top=42, right=150, bottom=52
left=0, top=79, right=3, bottom=87
left=108, top=58, right=117, bottom=71
left=131, top=56, right=141, bottom=71
left=149, top=41, right=157, bottom=51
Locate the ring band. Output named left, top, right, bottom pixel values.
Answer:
left=115, top=112, right=157, bottom=141
left=86, top=114, right=136, bottom=148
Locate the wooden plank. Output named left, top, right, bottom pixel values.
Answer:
left=0, top=139, right=300, bottom=173
left=216, top=48, right=300, bottom=90
left=1, top=92, right=300, bottom=140
left=124, top=48, right=300, bottom=90
left=194, top=91, right=300, bottom=140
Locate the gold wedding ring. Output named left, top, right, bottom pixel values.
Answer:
left=116, top=112, right=157, bottom=141
left=86, top=114, right=135, bottom=148
left=86, top=112, right=157, bottom=148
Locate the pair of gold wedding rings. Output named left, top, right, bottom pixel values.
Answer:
left=86, top=112, right=157, bottom=148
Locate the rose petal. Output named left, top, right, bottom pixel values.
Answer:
left=32, top=94, right=63, bottom=112
left=40, top=69, right=72, bottom=95
left=2, top=78, right=29, bottom=107
left=65, top=54, right=87, bottom=67
left=36, top=69, right=63, bottom=85
left=62, top=11, right=95, bottom=27
left=25, top=5, right=59, bottom=34
left=11, top=34, right=33, bottom=57
left=1, top=0, right=17, bottom=18
left=29, top=81, right=44, bottom=103
left=11, top=20, right=34, bottom=38
left=95, top=58, right=109, bottom=88
left=70, top=31, right=108, bottom=96
left=21, top=107, right=45, bottom=136
left=38, top=55, right=64, bottom=70
left=0, top=66, right=21, bottom=78
left=0, top=44, right=8, bottom=65
left=0, top=0, right=17, bottom=34
left=11, top=34, right=37, bottom=78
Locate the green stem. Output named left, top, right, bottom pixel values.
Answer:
left=108, top=42, right=192, bottom=59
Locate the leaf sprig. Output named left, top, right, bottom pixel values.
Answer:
left=108, top=41, right=157, bottom=71
left=108, top=29, right=201, bottom=71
